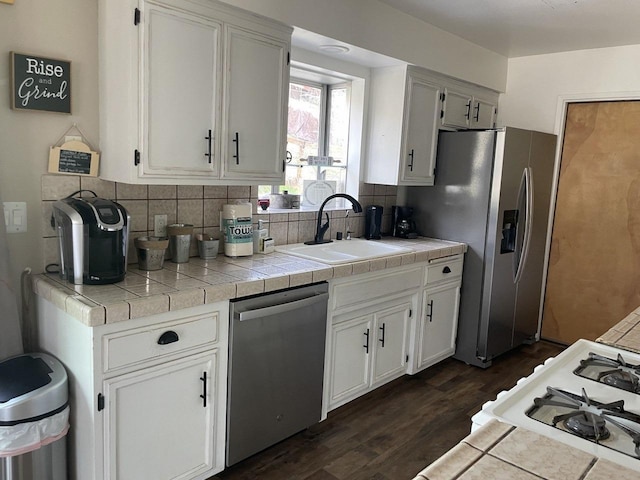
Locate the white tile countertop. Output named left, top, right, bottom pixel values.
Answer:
left=413, top=419, right=639, bottom=480
left=412, top=306, right=640, bottom=480
left=596, top=306, right=640, bottom=354
left=32, top=237, right=466, bottom=326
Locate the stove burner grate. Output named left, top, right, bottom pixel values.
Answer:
left=528, top=387, right=640, bottom=458
left=575, top=352, right=640, bottom=393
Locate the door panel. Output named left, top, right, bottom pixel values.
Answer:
left=543, top=101, right=640, bottom=343
left=144, top=5, right=219, bottom=175
left=481, top=128, right=531, bottom=361
left=372, top=302, right=411, bottom=385
left=222, top=27, right=287, bottom=180
left=329, top=316, right=372, bottom=405
left=104, top=353, right=215, bottom=480
left=401, top=77, right=440, bottom=182
left=513, top=131, right=556, bottom=346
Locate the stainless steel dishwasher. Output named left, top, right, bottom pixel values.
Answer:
left=226, top=282, right=329, bottom=466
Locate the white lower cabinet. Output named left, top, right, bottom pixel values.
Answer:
left=416, top=255, right=463, bottom=372
left=327, top=296, right=414, bottom=410
left=418, top=282, right=461, bottom=370
left=35, top=299, right=228, bottom=480
left=104, top=352, right=217, bottom=480
left=324, top=255, right=465, bottom=415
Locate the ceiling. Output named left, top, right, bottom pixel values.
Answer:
left=377, top=0, right=640, bottom=58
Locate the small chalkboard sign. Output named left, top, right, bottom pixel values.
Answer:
left=11, top=52, right=71, bottom=114
left=49, top=140, right=99, bottom=176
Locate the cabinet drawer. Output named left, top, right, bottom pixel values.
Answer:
left=331, top=267, right=422, bottom=312
left=425, top=255, right=463, bottom=285
left=102, top=313, right=219, bottom=373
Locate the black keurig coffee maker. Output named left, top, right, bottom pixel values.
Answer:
left=364, top=205, right=383, bottom=239
left=52, top=193, right=130, bottom=285
left=392, top=206, right=418, bottom=239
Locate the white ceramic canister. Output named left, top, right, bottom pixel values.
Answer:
left=220, top=203, right=253, bottom=257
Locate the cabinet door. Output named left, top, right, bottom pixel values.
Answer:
left=471, top=99, right=496, bottom=129
left=371, top=301, right=411, bottom=386
left=328, top=315, right=372, bottom=407
left=143, top=4, right=220, bottom=177
left=441, top=88, right=472, bottom=129
left=419, top=282, right=461, bottom=370
left=401, top=76, right=441, bottom=184
left=221, top=25, right=288, bottom=181
left=104, top=351, right=217, bottom=480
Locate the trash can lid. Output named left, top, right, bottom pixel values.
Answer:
left=0, top=353, right=68, bottom=425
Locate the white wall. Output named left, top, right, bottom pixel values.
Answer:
left=0, top=1, right=98, bottom=294
left=219, top=0, right=507, bottom=91
left=499, top=44, right=640, bottom=133
left=0, top=0, right=507, bottom=297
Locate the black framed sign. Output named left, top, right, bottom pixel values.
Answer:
left=11, top=52, right=71, bottom=113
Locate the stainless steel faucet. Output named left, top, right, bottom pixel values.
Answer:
left=305, top=193, right=363, bottom=245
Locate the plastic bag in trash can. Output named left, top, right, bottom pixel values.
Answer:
left=0, top=406, right=69, bottom=457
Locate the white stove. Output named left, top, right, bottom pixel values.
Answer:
left=472, top=339, right=640, bottom=470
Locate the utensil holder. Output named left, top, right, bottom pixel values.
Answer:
left=167, top=224, right=193, bottom=263
left=196, top=233, right=219, bottom=259
left=134, top=236, right=169, bottom=271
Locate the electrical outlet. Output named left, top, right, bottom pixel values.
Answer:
left=154, top=214, right=167, bottom=236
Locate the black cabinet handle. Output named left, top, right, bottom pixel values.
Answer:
left=474, top=103, right=480, bottom=122
left=363, top=328, right=370, bottom=353
left=200, top=372, right=207, bottom=408
left=465, top=100, right=471, bottom=120
left=408, top=149, right=414, bottom=171
left=232, top=132, right=240, bottom=165
left=443, top=266, right=452, bottom=274
left=427, top=300, right=434, bottom=322
left=379, top=322, right=386, bottom=348
left=205, top=129, right=213, bottom=164
left=157, top=330, right=179, bottom=345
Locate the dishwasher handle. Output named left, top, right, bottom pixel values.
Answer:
left=236, top=292, right=329, bottom=322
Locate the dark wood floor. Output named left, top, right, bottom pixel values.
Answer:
left=212, top=340, right=564, bottom=480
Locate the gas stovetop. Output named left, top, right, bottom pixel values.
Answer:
left=472, top=339, right=640, bottom=470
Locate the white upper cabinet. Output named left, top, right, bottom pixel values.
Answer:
left=98, top=0, right=291, bottom=185
left=471, top=97, right=497, bottom=129
left=220, top=25, right=289, bottom=181
left=441, top=88, right=473, bottom=129
left=365, top=66, right=440, bottom=186
left=441, top=86, right=498, bottom=130
left=143, top=3, right=220, bottom=177
left=365, top=65, right=499, bottom=186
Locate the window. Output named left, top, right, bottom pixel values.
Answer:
left=259, top=77, right=352, bottom=207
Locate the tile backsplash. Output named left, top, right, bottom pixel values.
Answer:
left=41, top=175, right=397, bottom=269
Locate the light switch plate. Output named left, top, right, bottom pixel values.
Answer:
left=3, top=202, right=27, bottom=233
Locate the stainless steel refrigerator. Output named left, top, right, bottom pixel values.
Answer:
left=406, top=127, right=557, bottom=368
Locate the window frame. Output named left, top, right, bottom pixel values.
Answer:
left=268, top=77, right=352, bottom=194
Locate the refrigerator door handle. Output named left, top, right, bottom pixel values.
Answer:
left=514, top=167, right=534, bottom=284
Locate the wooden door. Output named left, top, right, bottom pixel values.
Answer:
left=542, top=101, right=640, bottom=344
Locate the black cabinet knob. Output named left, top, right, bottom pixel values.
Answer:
left=443, top=266, right=452, bottom=274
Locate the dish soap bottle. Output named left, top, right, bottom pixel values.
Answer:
left=253, top=220, right=270, bottom=254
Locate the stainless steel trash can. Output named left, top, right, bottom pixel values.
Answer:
left=0, top=353, right=68, bottom=480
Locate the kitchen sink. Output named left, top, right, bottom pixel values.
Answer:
left=275, top=239, right=413, bottom=265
